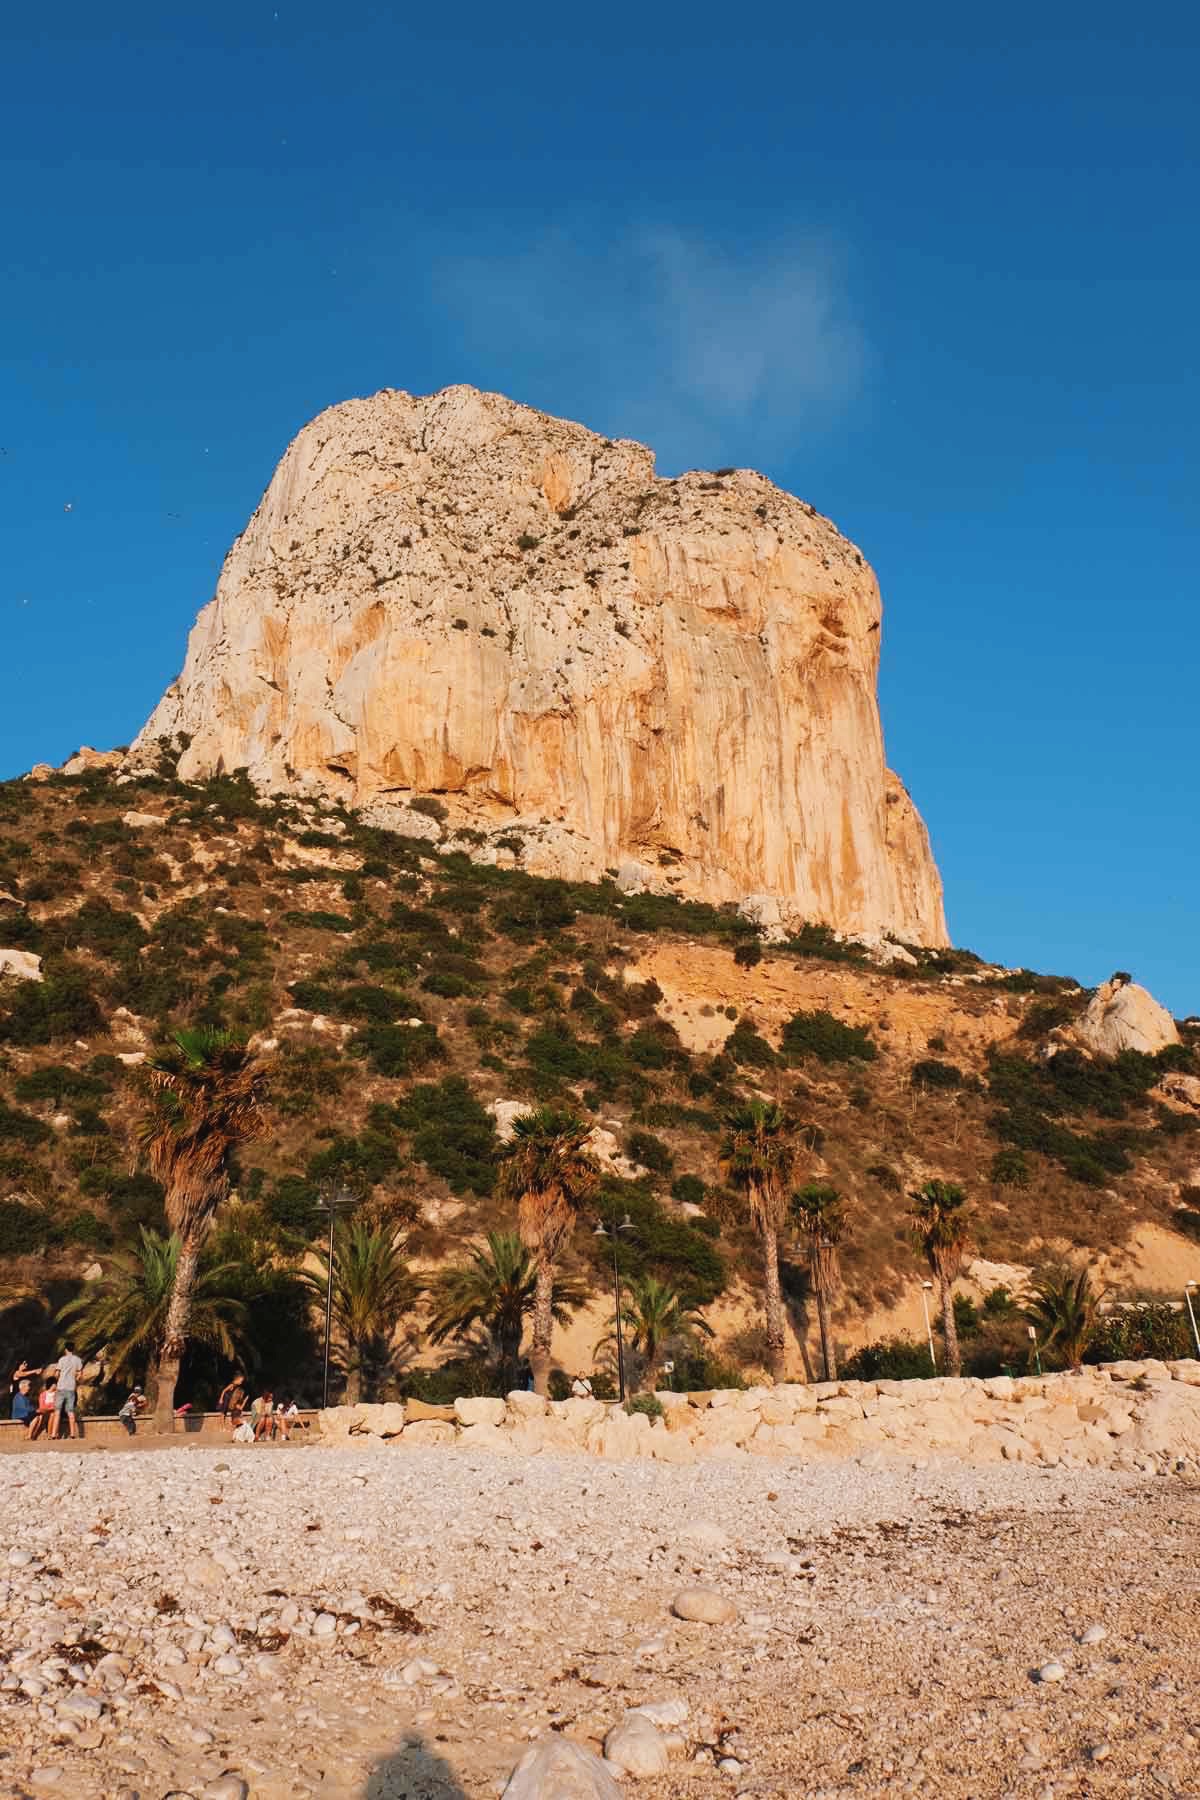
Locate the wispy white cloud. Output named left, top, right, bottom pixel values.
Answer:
left=434, top=228, right=865, bottom=472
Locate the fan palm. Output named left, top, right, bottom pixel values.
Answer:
left=906, top=1179, right=972, bottom=1376
left=56, top=1228, right=249, bottom=1394
left=720, top=1100, right=794, bottom=1380
left=598, top=1274, right=713, bottom=1391
left=138, top=1027, right=268, bottom=1425
left=303, top=1222, right=423, bottom=1402
left=791, top=1183, right=848, bottom=1381
left=1024, top=1265, right=1103, bottom=1371
left=427, top=1231, right=587, bottom=1393
left=497, top=1108, right=600, bottom=1395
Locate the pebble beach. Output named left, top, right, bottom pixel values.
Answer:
left=2, top=1444, right=1198, bottom=1799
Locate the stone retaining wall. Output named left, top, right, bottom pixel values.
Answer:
left=317, top=1361, right=1200, bottom=1473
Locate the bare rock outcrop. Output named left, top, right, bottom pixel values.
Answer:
left=135, top=385, right=947, bottom=943
left=1076, top=975, right=1180, bottom=1058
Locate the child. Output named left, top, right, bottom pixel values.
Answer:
left=28, top=1379, right=56, bottom=1441
left=118, top=1386, right=147, bottom=1435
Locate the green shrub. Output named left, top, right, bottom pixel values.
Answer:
left=866, top=1162, right=902, bottom=1192
left=781, top=1008, right=876, bottom=1065
left=625, top=1026, right=675, bottom=1070
left=392, top=1076, right=498, bottom=1196
left=588, top=1184, right=726, bottom=1307
left=1086, top=1303, right=1193, bottom=1363
left=0, top=1104, right=52, bottom=1148
left=265, top=1174, right=321, bottom=1239
left=62, top=898, right=147, bottom=958
left=671, top=1174, right=706, bottom=1207
left=625, top=1392, right=664, bottom=1418
left=0, top=1198, right=51, bottom=1255
left=2, top=969, right=105, bottom=1045
left=491, top=878, right=577, bottom=938
left=282, top=909, right=354, bottom=932
left=724, top=1022, right=777, bottom=1068
left=989, top=1148, right=1031, bottom=1188
left=841, top=1336, right=935, bottom=1381
left=733, top=941, right=762, bottom=968
left=625, top=1130, right=673, bottom=1176
left=352, top=1021, right=444, bottom=1078
left=911, top=1058, right=964, bottom=1089
left=306, top=1130, right=399, bottom=1193
left=105, top=1173, right=167, bottom=1231
left=14, top=1064, right=109, bottom=1108
left=62, top=1209, right=114, bottom=1250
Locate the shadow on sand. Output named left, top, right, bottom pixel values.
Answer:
left=364, top=1730, right=470, bottom=1799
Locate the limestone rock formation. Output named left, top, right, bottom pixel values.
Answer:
left=135, top=385, right=947, bottom=944
left=1076, top=975, right=1180, bottom=1058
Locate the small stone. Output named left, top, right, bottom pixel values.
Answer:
left=212, top=1654, right=243, bottom=1676
left=604, top=1713, right=670, bottom=1777
left=56, top=1692, right=104, bottom=1721
left=719, top=1758, right=745, bottom=1775
left=1079, top=1623, right=1108, bottom=1646
left=29, top=1771, right=67, bottom=1791
left=671, top=1587, right=737, bottom=1626
left=1086, top=1744, right=1112, bottom=1763
left=201, top=1779, right=249, bottom=1800
left=1036, top=1661, right=1066, bottom=1683
left=312, top=1612, right=338, bottom=1638
left=503, top=1736, right=622, bottom=1797
left=8, top=1547, right=35, bottom=1567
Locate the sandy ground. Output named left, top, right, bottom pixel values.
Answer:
left=1, top=1443, right=1198, bottom=1799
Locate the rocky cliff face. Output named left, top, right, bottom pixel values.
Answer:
left=136, top=385, right=947, bottom=944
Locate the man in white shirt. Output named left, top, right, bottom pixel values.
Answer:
left=49, top=1342, right=83, bottom=1440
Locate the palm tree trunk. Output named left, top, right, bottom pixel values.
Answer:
left=344, top=1352, right=361, bottom=1406
left=815, top=1279, right=837, bottom=1382
left=529, top=1259, right=555, bottom=1396
left=761, top=1225, right=787, bottom=1382
left=498, top=1324, right=520, bottom=1396
left=154, top=1235, right=200, bottom=1431
left=939, top=1277, right=961, bottom=1376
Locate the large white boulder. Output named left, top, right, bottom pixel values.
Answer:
left=1076, top=976, right=1180, bottom=1057
left=454, top=1395, right=506, bottom=1427
left=0, top=949, right=42, bottom=982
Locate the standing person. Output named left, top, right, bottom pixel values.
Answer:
left=117, top=1386, right=147, bottom=1435
left=48, top=1343, right=83, bottom=1441
left=216, top=1372, right=245, bottom=1426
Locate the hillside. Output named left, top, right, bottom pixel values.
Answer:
left=2, top=750, right=1198, bottom=1398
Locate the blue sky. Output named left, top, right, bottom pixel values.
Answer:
left=3, top=5, right=1197, bottom=1012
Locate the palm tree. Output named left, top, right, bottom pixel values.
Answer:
left=57, top=1229, right=249, bottom=1397
left=598, top=1274, right=713, bottom=1391
left=303, top=1222, right=422, bottom=1402
left=427, top=1231, right=587, bottom=1393
left=906, top=1179, right=971, bottom=1376
left=139, top=1028, right=268, bottom=1426
left=720, top=1100, right=794, bottom=1381
left=1024, top=1265, right=1103, bottom=1371
left=497, top=1108, right=599, bottom=1396
left=791, top=1183, right=848, bottom=1381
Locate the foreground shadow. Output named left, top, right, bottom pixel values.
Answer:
left=364, top=1731, right=470, bottom=1800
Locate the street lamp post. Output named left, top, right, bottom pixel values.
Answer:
left=594, top=1214, right=635, bottom=1402
left=1027, top=1322, right=1043, bottom=1377
left=920, top=1280, right=937, bottom=1372
left=1185, top=1282, right=1200, bottom=1358
left=316, top=1186, right=360, bottom=1409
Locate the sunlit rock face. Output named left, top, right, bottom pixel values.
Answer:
left=137, top=385, right=946, bottom=945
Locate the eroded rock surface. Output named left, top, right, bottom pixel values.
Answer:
left=135, top=385, right=946, bottom=944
